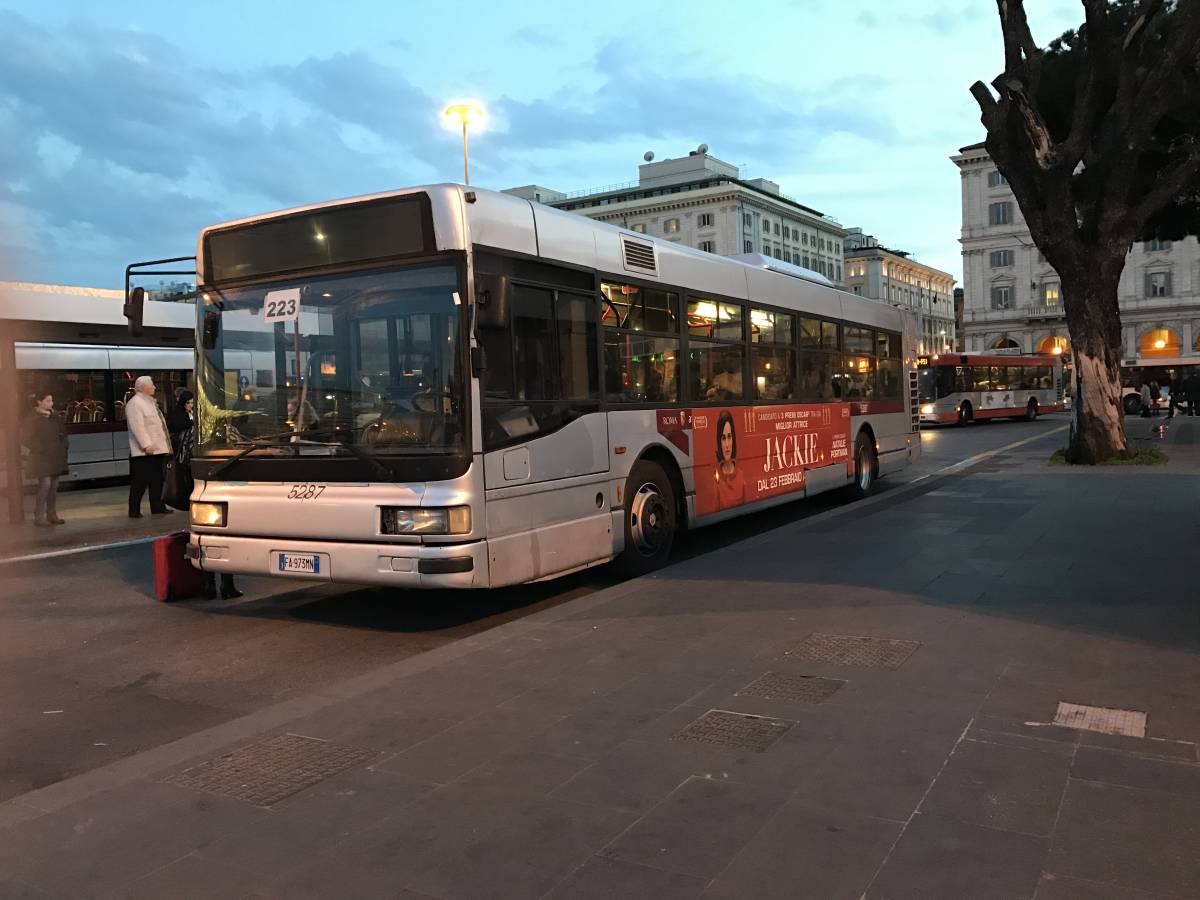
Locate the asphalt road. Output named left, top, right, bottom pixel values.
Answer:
left=0, top=416, right=1068, bottom=804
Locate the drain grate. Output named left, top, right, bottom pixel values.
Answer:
left=672, top=709, right=794, bottom=753
left=786, top=633, right=920, bottom=670
left=164, top=733, right=374, bottom=807
left=1053, top=702, right=1147, bottom=738
left=736, top=672, right=845, bottom=704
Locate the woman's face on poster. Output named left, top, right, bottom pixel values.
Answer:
left=719, top=421, right=734, bottom=463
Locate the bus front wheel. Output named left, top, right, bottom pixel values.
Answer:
left=617, top=459, right=677, bottom=577
left=849, top=433, right=878, bottom=500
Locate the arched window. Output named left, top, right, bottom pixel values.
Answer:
left=1036, top=335, right=1069, bottom=356
left=991, top=337, right=1020, bottom=350
left=1139, top=327, right=1181, bottom=357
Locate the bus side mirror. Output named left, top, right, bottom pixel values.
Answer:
left=474, top=272, right=509, bottom=330
left=124, top=286, right=145, bottom=337
left=202, top=309, right=221, bottom=349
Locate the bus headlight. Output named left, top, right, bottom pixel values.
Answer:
left=191, top=501, right=227, bottom=527
left=381, top=506, right=471, bottom=535
left=920, top=404, right=935, bottom=415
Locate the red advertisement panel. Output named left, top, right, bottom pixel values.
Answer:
left=659, top=403, right=853, bottom=517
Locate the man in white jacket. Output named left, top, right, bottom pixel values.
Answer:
left=126, top=375, right=174, bottom=518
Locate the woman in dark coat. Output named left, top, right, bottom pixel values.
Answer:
left=20, top=391, right=69, bottom=526
left=168, top=391, right=242, bottom=600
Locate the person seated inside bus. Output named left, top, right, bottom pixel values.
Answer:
left=706, top=363, right=742, bottom=402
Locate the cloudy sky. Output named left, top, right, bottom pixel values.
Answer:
left=0, top=0, right=1086, bottom=289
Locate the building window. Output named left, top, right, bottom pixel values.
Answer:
left=802, top=255, right=810, bottom=268
left=664, top=218, right=679, bottom=233
left=1043, top=283, right=1060, bottom=305
left=991, top=286, right=1012, bottom=309
left=853, top=286, right=862, bottom=295
left=784, top=251, right=792, bottom=263
left=1147, top=272, right=1172, bottom=297
left=773, top=222, right=781, bottom=235
left=698, top=213, right=714, bottom=228
left=990, top=250, right=1013, bottom=267
left=699, top=240, right=715, bottom=253
left=819, top=238, right=826, bottom=251
left=802, top=233, right=809, bottom=246
left=743, top=213, right=752, bottom=228
left=762, top=219, right=770, bottom=233
left=782, top=226, right=790, bottom=240
left=630, top=223, right=646, bottom=234
left=835, top=264, right=842, bottom=281
left=989, top=202, right=1013, bottom=226
left=1146, top=238, right=1172, bottom=252
left=744, top=240, right=753, bottom=253
left=987, top=170, right=1008, bottom=187
left=763, top=243, right=771, bottom=254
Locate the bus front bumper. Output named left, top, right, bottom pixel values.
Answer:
left=189, top=534, right=489, bottom=589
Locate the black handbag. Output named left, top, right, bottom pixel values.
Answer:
left=163, top=424, right=194, bottom=511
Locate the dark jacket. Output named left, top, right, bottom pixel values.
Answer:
left=1186, top=374, right=1200, bottom=400
left=166, top=406, right=193, bottom=449
left=20, top=410, right=69, bottom=479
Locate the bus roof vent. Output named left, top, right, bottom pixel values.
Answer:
left=621, top=237, right=658, bottom=276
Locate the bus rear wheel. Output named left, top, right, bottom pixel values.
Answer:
left=957, top=402, right=973, bottom=427
left=616, top=459, right=677, bottom=577
left=849, top=432, right=878, bottom=500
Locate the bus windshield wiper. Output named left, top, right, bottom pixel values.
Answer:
left=208, top=433, right=303, bottom=479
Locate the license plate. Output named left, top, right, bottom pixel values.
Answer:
left=278, top=552, right=320, bottom=574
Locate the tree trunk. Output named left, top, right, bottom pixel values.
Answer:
left=1060, top=264, right=1128, bottom=463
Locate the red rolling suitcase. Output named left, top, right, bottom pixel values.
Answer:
left=153, top=531, right=204, bottom=602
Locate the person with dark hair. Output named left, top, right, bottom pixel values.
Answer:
left=20, top=391, right=68, bottom=526
left=166, top=390, right=242, bottom=600
left=715, top=410, right=744, bottom=510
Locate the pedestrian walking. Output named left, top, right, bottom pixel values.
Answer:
left=1139, top=380, right=1153, bottom=417
left=166, top=390, right=241, bottom=599
left=1169, top=372, right=1186, bottom=419
left=126, top=375, right=173, bottom=518
left=20, top=391, right=68, bottom=527
left=1149, top=379, right=1161, bottom=416
left=1186, top=370, right=1200, bottom=417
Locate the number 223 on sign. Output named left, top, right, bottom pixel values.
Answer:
left=262, top=288, right=300, bottom=323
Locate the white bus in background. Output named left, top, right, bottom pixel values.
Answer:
left=169, top=184, right=921, bottom=590
left=916, top=352, right=1065, bottom=426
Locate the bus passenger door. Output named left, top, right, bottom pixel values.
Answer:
left=478, top=284, right=611, bottom=585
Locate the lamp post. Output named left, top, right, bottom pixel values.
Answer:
left=442, top=102, right=486, bottom=185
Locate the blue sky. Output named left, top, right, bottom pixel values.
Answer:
left=0, top=1, right=1085, bottom=288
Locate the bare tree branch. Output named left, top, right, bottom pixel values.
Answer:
left=969, top=80, right=1000, bottom=126
left=1060, top=0, right=1111, bottom=167
left=1123, top=0, right=1166, bottom=53
left=997, top=0, right=1041, bottom=71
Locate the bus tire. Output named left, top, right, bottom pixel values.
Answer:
left=617, top=459, right=677, bottom=577
left=957, top=402, right=973, bottom=426
left=849, top=432, right=878, bottom=500
left=1122, top=393, right=1142, bottom=416
left=1024, top=399, right=1038, bottom=421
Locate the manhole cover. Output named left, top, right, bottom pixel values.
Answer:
left=672, top=709, right=794, bottom=753
left=736, top=672, right=845, bottom=704
left=786, top=633, right=920, bottom=670
left=1052, top=702, right=1147, bottom=738
left=164, top=733, right=374, bottom=807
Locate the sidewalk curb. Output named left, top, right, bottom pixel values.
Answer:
left=0, top=424, right=1068, bottom=829
left=0, top=533, right=169, bottom=566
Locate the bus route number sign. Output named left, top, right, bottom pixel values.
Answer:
left=263, top=288, right=300, bottom=324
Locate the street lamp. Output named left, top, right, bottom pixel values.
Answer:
left=442, top=102, right=486, bottom=185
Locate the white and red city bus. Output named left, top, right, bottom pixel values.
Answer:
left=917, top=351, right=1064, bottom=425
left=175, top=184, right=921, bottom=589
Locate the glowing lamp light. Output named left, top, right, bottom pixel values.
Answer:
left=1154, top=339, right=1166, bottom=350
left=1052, top=345, right=1063, bottom=355
left=442, top=101, right=487, bottom=185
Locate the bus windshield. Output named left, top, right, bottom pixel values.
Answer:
left=196, top=263, right=464, bottom=458
left=917, top=366, right=958, bottom=401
